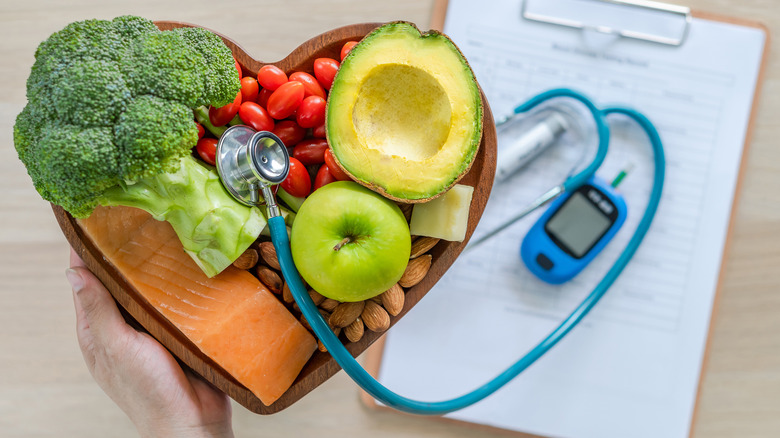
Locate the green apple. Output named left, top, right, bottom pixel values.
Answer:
left=290, top=181, right=411, bottom=302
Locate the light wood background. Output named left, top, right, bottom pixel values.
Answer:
left=0, top=1, right=777, bottom=437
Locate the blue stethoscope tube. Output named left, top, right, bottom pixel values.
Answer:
left=269, top=88, right=666, bottom=415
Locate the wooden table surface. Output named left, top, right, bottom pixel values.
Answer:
left=1, top=1, right=778, bottom=437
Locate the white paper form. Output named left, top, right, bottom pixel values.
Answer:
left=376, top=1, right=765, bottom=438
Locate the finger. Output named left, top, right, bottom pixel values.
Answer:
left=69, top=248, right=85, bottom=269
left=66, top=265, right=130, bottom=348
left=68, top=248, right=95, bottom=352
left=67, top=268, right=95, bottom=370
left=184, top=369, right=232, bottom=415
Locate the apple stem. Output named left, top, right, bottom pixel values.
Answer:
left=333, top=237, right=352, bottom=251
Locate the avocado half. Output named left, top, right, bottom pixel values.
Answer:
left=326, top=22, right=483, bottom=202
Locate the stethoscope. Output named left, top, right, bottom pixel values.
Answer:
left=215, top=88, right=666, bottom=415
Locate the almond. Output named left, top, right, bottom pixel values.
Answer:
left=308, top=289, right=325, bottom=306
left=300, top=309, right=331, bottom=331
left=258, top=241, right=281, bottom=270
left=344, top=317, right=365, bottom=343
left=380, top=283, right=404, bottom=316
left=282, top=281, right=294, bottom=303
left=320, top=298, right=340, bottom=312
left=317, top=327, right=341, bottom=353
left=257, top=265, right=283, bottom=294
left=398, top=254, right=432, bottom=288
left=329, top=301, right=365, bottom=328
left=362, top=300, right=390, bottom=332
left=232, top=248, right=259, bottom=270
left=409, top=237, right=440, bottom=259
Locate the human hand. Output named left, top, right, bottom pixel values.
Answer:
left=66, top=249, right=234, bottom=438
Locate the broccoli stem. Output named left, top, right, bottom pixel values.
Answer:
left=277, top=187, right=306, bottom=212
left=193, top=106, right=227, bottom=138
left=99, top=155, right=265, bottom=277
left=228, top=113, right=245, bottom=126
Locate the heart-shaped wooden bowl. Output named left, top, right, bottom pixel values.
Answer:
left=53, top=21, right=497, bottom=414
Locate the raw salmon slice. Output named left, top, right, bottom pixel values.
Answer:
left=80, top=205, right=317, bottom=406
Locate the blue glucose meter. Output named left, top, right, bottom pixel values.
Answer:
left=521, top=175, right=627, bottom=284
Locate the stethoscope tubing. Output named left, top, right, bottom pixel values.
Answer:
left=270, top=88, right=666, bottom=415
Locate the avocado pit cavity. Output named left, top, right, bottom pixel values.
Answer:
left=352, top=64, right=451, bottom=161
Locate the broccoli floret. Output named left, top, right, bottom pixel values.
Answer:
left=121, top=31, right=207, bottom=108
left=110, top=15, right=159, bottom=41
left=173, top=27, right=241, bottom=107
left=114, top=95, right=197, bottom=180
left=120, top=27, right=240, bottom=108
left=14, top=16, right=258, bottom=277
left=34, top=19, right=123, bottom=63
left=13, top=104, right=47, bottom=167
left=36, top=126, right=120, bottom=218
left=50, top=58, right=131, bottom=126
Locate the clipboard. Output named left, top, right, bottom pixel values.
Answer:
left=361, top=1, right=770, bottom=438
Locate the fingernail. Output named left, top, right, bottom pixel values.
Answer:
left=66, top=268, right=85, bottom=293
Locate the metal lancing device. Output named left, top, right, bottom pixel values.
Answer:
left=494, top=109, right=569, bottom=182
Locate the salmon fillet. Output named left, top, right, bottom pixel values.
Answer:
left=80, top=206, right=317, bottom=406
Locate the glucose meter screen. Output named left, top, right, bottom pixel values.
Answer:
left=546, top=192, right=612, bottom=258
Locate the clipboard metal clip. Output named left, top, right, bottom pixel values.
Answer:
left=522, top=0, right=692, bottom=46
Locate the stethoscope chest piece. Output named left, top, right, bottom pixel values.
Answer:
left=216, top=125, right=289, bottom=206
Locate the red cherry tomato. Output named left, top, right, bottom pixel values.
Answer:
left=340, top=41, right=358, bottom=61
left=324, top=148, right=351, bottom=181
left=257, top=65, right=288, bottom=91
left=288, top=71, right=327, bottom=99
left=296, top=96, right=327, bottom=129
left=313, top=58, right=340, bottom=90
left=196, top=138, right=218, bottom=166
left=280, top=157, right=311, bottom=198
left=292, top=138, right=329, bottom=165
left=272, top=120, right=306, bottom=147
left=195, top=122, right=205, bottom=139
left=314, top=163, right=337, bottom=191
left=209, top=91, right=242, bottom=127
left=267, top=81, right=304, bottom=120
left=240, top=76, right=259, bottom=103
left=238, top=101, right=275, bottom=132
left=311, top=121, right=327, bottom=138
left=234, top=58, right=243, bottom=80
left=256, top=88, right=273, bottom=108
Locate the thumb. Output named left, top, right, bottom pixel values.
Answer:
left=66, top=266, right=130, bottom=349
